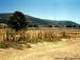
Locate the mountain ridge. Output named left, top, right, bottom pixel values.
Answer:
left=0, top=13, right=80, bottom=28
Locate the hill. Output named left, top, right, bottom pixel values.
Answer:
left=0, top=13, right=80, bottom=28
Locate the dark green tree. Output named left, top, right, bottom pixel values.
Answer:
left=8, top=11, right=30, bottom=30
left=48, top=25, right=53, bottom=27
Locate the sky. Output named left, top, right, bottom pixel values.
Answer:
left=0, top=0, right=80, bottom=24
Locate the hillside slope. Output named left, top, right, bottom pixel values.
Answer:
left=0, top=13, right=80, bottom=28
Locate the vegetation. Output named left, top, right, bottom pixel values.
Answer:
left=48, top=25, right=53, bottom=27
left=0, top=11, right=80, bottom=49
left=8, top=11, right=30, bottom=31
left=0, top=27, right=79, bottom=49
left=0, top=13, right=80, bottom=29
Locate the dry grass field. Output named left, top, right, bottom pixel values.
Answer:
left=0, top=27, right=80, bottom=60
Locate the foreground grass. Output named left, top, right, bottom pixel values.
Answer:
left=0, top=27, right=80, bottom=49
left=0, top=38, right=80, bottom=60
left=0, top=27, right=80, bottom=60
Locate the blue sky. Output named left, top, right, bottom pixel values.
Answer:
left=0, top=0, right=80, bottom=24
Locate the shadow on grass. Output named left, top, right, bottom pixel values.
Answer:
left=0, top=41, right=31, bottom=50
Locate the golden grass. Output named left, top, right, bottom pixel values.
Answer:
left=0, top=27, right=80, bottom=49
left=0, top=28, right=80, bottom=60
